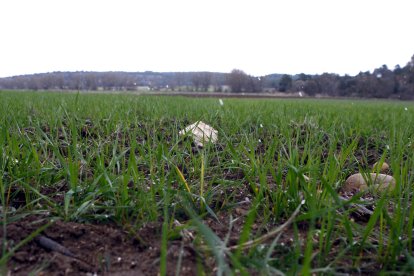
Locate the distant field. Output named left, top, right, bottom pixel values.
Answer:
left=1, top=90, right=414, bottom=275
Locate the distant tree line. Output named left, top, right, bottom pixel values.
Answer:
left=1, top=55, right=413, bottom=99
left=298, top=59, right=414, bottom=100
left=0, top=71, right=229, bottom=92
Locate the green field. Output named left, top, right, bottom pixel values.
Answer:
left=1, top=91, right=414, bottom=275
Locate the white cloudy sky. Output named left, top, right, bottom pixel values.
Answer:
left=0, top=0, right=413, bottom=77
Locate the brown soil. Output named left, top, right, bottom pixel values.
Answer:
left=3, top=215, right=197, bottom=275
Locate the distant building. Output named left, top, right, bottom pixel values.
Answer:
left=221, top=85, right=231, bottom=92
left=136, top=86, right=151, bottom=91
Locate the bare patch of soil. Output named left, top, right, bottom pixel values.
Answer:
left=3, top=216, right=197, bottom=275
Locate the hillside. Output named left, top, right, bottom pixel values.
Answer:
left=0, top=54, right=413, bottom=99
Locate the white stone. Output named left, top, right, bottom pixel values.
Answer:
left=372, top=161, right=389, bottom=173
left=179, top=121, right=218, bottom=148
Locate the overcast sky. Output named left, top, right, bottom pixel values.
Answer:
left=1, top=0, right=413, bottom=78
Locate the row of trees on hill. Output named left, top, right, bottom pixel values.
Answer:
left=1, top=55, right=413, bottom=99
left=225, top=55, right=414, bottom=99
left=0, top=71, right=229, bottom=92
left=299, top=61, right=414, bottom=99
left=281, top=55, right=413, bottom=99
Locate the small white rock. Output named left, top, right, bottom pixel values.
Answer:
left=302, top=175, right=310, bottom=182
left=179, top=121, right=218, bottom=148
left=372, top=162, right=389, bottom=173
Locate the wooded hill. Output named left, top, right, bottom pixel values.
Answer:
left=1, top=54, right=413, bottom=99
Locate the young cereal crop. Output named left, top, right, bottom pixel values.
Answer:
left=1, top=90, right=414, bottom=275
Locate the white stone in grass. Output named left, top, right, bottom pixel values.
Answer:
left=343, top=173, right=396, bottom=193
left=372, top=161, right=390, bottom=173
left=0, top=205, right=17, bottom=213
left=179, top=121, right=218, bottom=148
